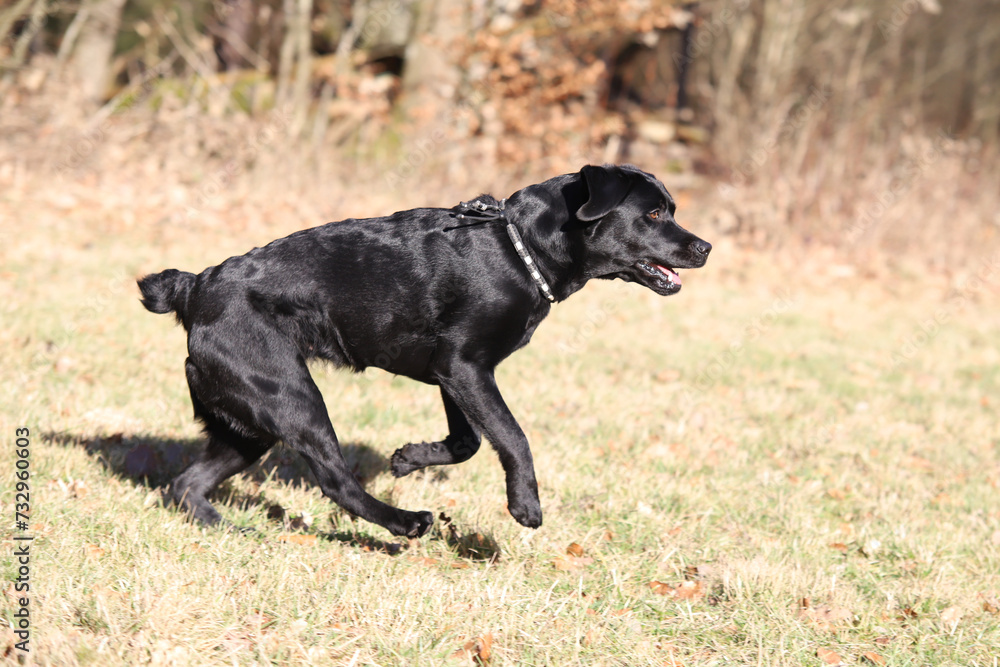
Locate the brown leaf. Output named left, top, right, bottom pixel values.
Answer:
left=861, top=651, right=886, bottom=665
left=477, top=632, right=493, bottom=661
left=277, top=534, right=318, bottom=546
left=904, top=455, right=934, bottom=472
left=649, top=580, right=704, bottom=600
left=450, top=634, right=492, bottom=664
left=816, top=647, right=842, bottom=665
left=410, top=557, right=439, bottom=566
left=798, top=604, right=852, bottom=631
left=650, top=581, right=672, bottom=595
left=85, top=544, right=105, bottom=558
left=941, top=605, right=962, bottom=628
left=553, top=555, right=593, bottom=570
left=825, top=488, right=847, bottom=500
left=829, top=542, right=849, bottom=554
left=566, top=542, right=586, bottom=557
left=289, top=512, right=313, bottom=530
left=674, top=581, right=704, bottom=600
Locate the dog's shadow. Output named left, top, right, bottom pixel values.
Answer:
left=45, top=431, right=387, bottom=515
left=45, top=432, right=497, bottom=560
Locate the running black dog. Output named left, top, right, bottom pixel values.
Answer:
left=138, top=164, right=711, bottom=537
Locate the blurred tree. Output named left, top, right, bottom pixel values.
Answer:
left=401, top=0, right=464, bottom=123
left=58, top=0, right=127, bottom=101
left=212, top=0, right=257, bottom=71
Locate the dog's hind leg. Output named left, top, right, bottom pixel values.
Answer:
left=183, top=322, right=433, bottom=538
left=166, top=418, right=273, bottom=528
left=390, top=388, right=481, bottom=477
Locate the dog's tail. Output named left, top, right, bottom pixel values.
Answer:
left=137, top=269, right=196, bottom=319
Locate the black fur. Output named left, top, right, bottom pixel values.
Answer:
left=139, top=164, right=711, bottom=537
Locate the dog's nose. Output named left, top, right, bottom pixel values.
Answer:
left=691, top=240, right=712, bottom=256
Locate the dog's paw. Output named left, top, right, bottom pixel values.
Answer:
left=507, top=497, right=543, bottom=529
left=390, top=444, right=423, bottom=477
left=399, top=510, right=434, bottom=538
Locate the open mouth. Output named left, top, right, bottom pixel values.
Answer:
left=636, top=260, right=682, bottom=294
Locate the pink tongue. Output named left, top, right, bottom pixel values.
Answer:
left=654, top=264, right=681, bottom=284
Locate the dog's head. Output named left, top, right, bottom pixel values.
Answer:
left=574, top=164, right=710, bottom=296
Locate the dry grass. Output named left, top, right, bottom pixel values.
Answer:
left=2, top=157, right=1000, bottom=666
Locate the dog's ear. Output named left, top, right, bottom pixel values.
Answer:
left=576, top=165, right=631, bottom=222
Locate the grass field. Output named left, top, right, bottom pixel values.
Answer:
left=2, top=185, right=999, bottom=666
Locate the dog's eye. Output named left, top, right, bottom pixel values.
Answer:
left=648, top=210, right=660, bottom=220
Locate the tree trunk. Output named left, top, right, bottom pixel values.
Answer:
left=400, top=0, right=465, bottom=123
left=277, top=0, right=313, bottom=135
left=62, top=0, right=127, bottom=102
left=213, top=0, right=258, bottom=71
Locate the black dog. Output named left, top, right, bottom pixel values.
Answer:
left=138, top=164, right=710, bottom=537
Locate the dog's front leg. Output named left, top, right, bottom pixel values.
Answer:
left=440, top=364, right=542, bottom=528
left=390, top=388, right=482, bottom=477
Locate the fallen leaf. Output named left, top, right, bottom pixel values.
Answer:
left=566, top=542, right=585, bottom=557
left=649, top=580, right=704, bottom=600
left=276, top=534, right=318, bottom=546
left=874, top=636, right=893, bottom=646
left=477, top=632, right=493, bottom=661
left=825, top=488, right=847, bottom=500
left=410, top=557, right=439, bottom=566
left=85, top=544, right=105, bottom=558
left=861, top=651, right=886, bottom=665
left=941, top=605, right=962, bottom=628
left=673, top=581, right=703, bottom=600
left=798, top=604, right=852, bottom=631
left=816, top=647, right=842, bottom=664
left=450, top=633, right=493, bottom=664
left=829, top=542, right=849, bottom=554
left=904, top=455, right=934, bottom=472
left=650, top=581, right=672, bottom=595
left=553, top=555, right=593, bottom=570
